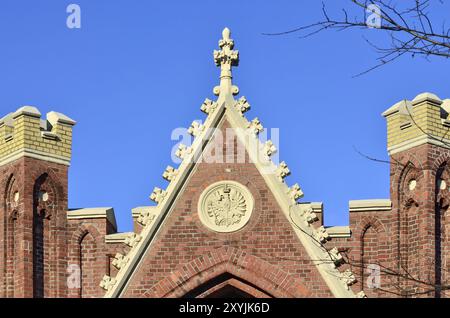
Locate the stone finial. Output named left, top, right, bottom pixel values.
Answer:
left=303, top=207, right=318, bottom=224
left=200, top=98, right=217, bottom=115
left=234, top=96, right=250, bottom=114
left=162, top=165, right=178, bottom=182
left=214, top=27, right=239, bottom=69
left=112, top=253, right=129, bottom=270
left=213, top=28, right=239, bottom=98
left=263, top=140, right=277, bottom=157
left=137, top=209, right=156, bottom=226
left=288, top=183, right=304, bottom=201
left=175, top=144, right=193, bottom=159
left=100, top=275, right=116, bottom=291
left=328, top=247, right=344, bottom=266
left=340, top=269, right=357, bottom=289
left=247, top=118, right=264, bottom=135
left=124, top=233, right=142, bottom=248
left=188, top=121, right=204, bottom=137
left=276, top=161, right=290, bottom=182
left=356, top=291, right=367, bottom=298
left=150, top=187, right=166, bottom=204
left=314, top=226, right=329, bottom=244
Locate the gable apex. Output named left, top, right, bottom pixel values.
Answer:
left=101, top=29, right=357, bottom=298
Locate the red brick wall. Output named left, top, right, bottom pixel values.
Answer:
left=331, top=143, right=450, bottom=298
left=0, top=156, right=125, bottom=298
left=66, top=219, right=128, bottom=298
left=121, top=120, right=333, bottom=298
left=0, top=157, right=69, bottom=297
left=1, top=127, right=449, bottom=298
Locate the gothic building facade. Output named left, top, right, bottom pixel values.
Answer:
left=0, top=29, right=449, bottom=298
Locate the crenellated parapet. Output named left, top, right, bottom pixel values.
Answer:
left=0, top=106, right=76, bottom=166
left=383, top=93, right=450, bottom=155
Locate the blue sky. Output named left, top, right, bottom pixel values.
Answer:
left=0, top=1, right=448, bottom=231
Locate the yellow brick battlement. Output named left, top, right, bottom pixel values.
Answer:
left=382, top=92, right=450, bottom=155
left=0, top=106, right=76, bottom=166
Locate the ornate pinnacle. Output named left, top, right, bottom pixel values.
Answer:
left=213, top=28, right=239, bottom=97
left=214, top=28, right=239, bottom=73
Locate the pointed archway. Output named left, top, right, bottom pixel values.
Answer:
left=141, top=247, right=312, bottom=298
left=183, top=273, right=272, bottom=298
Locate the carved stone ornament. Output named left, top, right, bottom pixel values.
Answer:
left=198, top=181, right=254, bottom=233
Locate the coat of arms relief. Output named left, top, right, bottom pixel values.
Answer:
left=198, top=181, right=254, bottom=233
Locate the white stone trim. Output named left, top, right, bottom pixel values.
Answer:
left=387, top=132, right=450, bottom=155
left=131, top=206, right=155, bottom=219
left=103, top=29, right=357, bottom=298
left=105, top=232, right=135, bottom=244
left=105, top=98, right=356, bottom=298
left=0, top=148, right=71, bottom=167
left=47, top=111, right=76, bottom=126
left=12, top=105, right=41, bottom=119
left=326, top=226, right=351, bottom=238
left=104, top=98, right=227, bottom=298
left=349, top=199, right=392, bottom=212
left=411, top=92, right=442, bottom=106
left=68, top=207, right=117, bottom=230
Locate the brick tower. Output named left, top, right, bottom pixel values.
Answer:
left=0, top=106, right=76, bottom=297
left=382, top=93, right=450, bottom=297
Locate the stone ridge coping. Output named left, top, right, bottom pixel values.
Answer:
left=310, top=202, right=323, bottom=213
left=12, top=106, right=41, bottom=119
left=325, top=226, right=351, bottom=238
left=105, top=232, right=134, bottom=244
left=131, top=206, right=156, bottom=218
left=349, top=199, right=392, bottom=212
left=0, top=112, right=14, bottom=127
left=47, top=111, right=76, bottom=126
left=68, top=207, right=117, bottom=230
left=382, top=92, right=445, bottom=118
left=0, top=106, right=76, bottom=127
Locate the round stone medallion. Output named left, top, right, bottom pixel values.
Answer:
left=198, top=181, right=254, bottom=233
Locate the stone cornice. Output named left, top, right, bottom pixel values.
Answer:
left=0, top=148, right=71, bottom=167
left=68, top=207, right=117, bottom=231
left=387, top=134, right=450, bottom=155
left=349, top=199, right=392, bottom=212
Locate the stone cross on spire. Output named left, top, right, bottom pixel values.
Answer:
left=213, top=27, right=239, bottom=99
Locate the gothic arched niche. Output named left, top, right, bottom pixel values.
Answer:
left=435, top=161, right=450, bottom=298
left=2, top=174, right=19, bottom=297
left=32, top=173, right=62, bottom=298
left=397, top=162, right=422, bottom=294
left=79, top=232, right=97, bottom=298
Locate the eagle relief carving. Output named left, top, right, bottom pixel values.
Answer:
left=198, top=181, right=254, bottom=233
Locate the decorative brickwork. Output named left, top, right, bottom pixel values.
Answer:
left=0, top=28, right=449, bottom=298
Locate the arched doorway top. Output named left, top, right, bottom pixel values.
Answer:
left=141, top=247, right=312, bottom=298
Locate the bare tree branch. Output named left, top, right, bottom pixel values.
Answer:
left=263, top=0, right=450, bottom=76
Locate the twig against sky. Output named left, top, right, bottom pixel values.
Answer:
left=263, top=0, right=450, bottom=76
